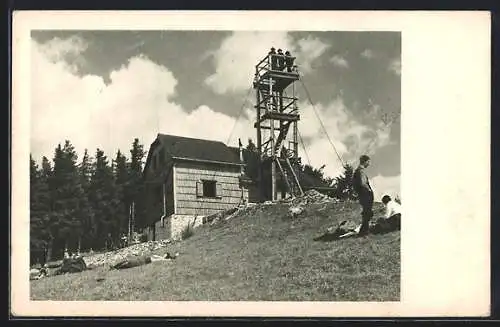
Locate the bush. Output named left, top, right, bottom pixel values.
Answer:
left=181, top=223, right=195, bottom=240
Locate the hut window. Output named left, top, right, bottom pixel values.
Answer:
left=203, top=180, right=217, bottom=198
left=197, top=180, right=221, bottom=198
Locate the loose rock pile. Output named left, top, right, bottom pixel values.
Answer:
left=288, top=189, right=337, bottom=207
left=83, top=239, right=172, bottom=267
left=206, top=190, right=337, bottom=225
left=203, top=207, right=240, bottom=225
left=288, top=205, right=304, bottom=219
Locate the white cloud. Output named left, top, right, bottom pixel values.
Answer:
left=295, top=35, right=330, bottom=73
left=204, top=32, right=294, bottom=95
left=205, top=32, right=330, bottom=94
left=36, top=35, right=89, bottom=73
left=37, top=35, right=88, bottom=60
left=389, top=58, right=401, bottom=76
left=371, top=174, right=401, bottom=203
left=361, top=49, right=374, bottom=59
left=295, top=97, right=392, bottom=179
left=31, top=37, right=254, bottom=162
left=330, top=54, right=349, bottom=68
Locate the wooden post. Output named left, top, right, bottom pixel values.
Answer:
left=128, top=203, right=132, bottom=243
left=77, top=237, right=81, bottom=256
left=173, top=164, right=177, bottom=214
left=256, top=87, right=262, bottom=202
left=293, top=78, right=298, bottom=160
left=269, top=77, right=276, bottom=201
left=163, top=183, right=166, bottom=216
left=279, top=91, right=284, bottom=147
left=132, top=201, right=135, bottom=235
left=46, top=236, right=53, bottom=262
left=238, top=138, right=244, bottom=176
left=162, top=182, right=166, bottom=226
left=279, top=90, right=284, bottom=199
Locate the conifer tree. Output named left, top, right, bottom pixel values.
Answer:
left=128, top=139, right=146, bottom=231
left=243, top=138, right=260, bottom=181
left=89, top=149, right=121, bottom=250
left=333, top=164, right=357, bottom=201
left=301, top=164, right=334, bottom=187
left=30, top=155, right=52, bottom=264
left=50, top=141, right=89, bottom=256
left=40, top=156, right=57, bottom=261
left=78, top=149, right=95, bottom=251
left=113, top=149, right=130, bottom=239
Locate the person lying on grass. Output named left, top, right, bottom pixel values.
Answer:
left=110, top=252, right=179, bottom=270
left=314, top=196, right=401, bottom=241
left=313, top=220, right=361, bottom=241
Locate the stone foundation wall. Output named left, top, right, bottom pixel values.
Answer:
left=170, top=214, right=205, bottom=240
left=152, top=214, right=205, bottom=241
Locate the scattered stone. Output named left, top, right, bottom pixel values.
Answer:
left=289, top=189, right=336, bottom=207
left=82, top=239, right=172, bottom=268
left=288, top=206, right=304, bottom=219
left=30, top=268, right=41, bottom=280
left=205, top=190, right=338, bottom=227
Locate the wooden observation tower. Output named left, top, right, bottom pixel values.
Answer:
left=253, top=49, right=304, bottom=201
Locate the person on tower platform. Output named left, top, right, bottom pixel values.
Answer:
left=285, top=51, right=295, bottom=72
left=277, top=49, right=285, bottom=71
left=269, top=47, right=278, bottom=70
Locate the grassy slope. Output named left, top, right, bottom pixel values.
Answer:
left=30, top=201, right=400, bottom=301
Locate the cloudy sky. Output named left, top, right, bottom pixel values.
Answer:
left=30, top=30, right=401, bottom=199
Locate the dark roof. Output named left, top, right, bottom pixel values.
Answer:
left=156, top=133, right=241, bottom=164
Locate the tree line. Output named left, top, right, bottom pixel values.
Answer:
left=30, top=138, right=357, bottom=265
left=30, top=139, right=146, bottom=265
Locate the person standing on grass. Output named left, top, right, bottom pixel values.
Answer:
left=353, top=155, right=374, bottom=236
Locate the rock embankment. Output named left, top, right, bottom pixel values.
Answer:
left=82, top=239, right=172, bottom=267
